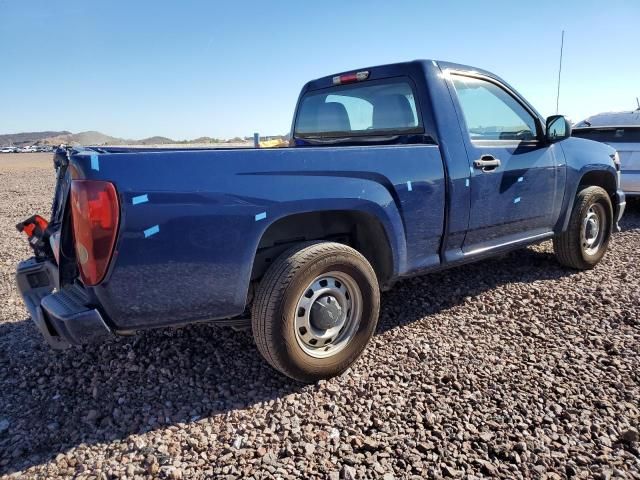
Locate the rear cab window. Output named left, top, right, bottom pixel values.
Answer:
left=294, top=78, right=423, bottom=140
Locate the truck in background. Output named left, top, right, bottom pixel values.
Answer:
left=573, top=109, right=640, bottom=196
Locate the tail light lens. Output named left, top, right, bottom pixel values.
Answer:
left=70, top=180, right=119, bottom=286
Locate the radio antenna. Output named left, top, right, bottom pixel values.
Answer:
left=555, top=30, right=565, bottom=114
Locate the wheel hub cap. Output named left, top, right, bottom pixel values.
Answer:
left=582, top=204, right=606, bottom=256
left=310, top=295, right=344, bottom=330
left=294, top=272, right=363, bottom=358
left=585, top=214, right=599, bottom=245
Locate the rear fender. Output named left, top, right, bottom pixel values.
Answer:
left=252, top=198, right=406, bottom=281
left=93, top=171, right=408, bottom=330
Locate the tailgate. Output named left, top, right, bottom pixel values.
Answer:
left=15, top=147, right=71, bottom=264
left=15, top=146, right=79, bottom=295
left=46, top=147, right=74, bottom=267
left=50, top=147, right=73, bottom=228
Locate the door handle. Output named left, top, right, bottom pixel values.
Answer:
left=473, top=155, right=501, bottom=171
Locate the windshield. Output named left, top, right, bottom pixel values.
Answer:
left=294, top=78, right=422, bottom=138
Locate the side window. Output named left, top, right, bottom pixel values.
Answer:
left=451, top=75, right=538, bottom=142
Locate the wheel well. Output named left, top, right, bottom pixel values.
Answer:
left=579, top=170, right=617, bottom=197
left=252, top=210, right=394, bottom=285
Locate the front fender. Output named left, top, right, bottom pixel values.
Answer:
left=557, top=137, right=618, bottom=232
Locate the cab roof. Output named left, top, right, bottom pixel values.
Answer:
left=302, top=59, right=505, bottom=92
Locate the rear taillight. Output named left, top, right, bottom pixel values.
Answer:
left=70, top=180, right=119, bottom=286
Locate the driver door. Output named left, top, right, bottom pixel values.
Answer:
left=448, top=73, right=564, bottom=253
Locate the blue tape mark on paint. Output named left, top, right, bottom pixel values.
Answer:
left=132, top=194, right=148, bottom=205
left=514, top=197, right=521, bottom=204
left=90, top=154, right=99, bottom=171
left=407, top=181, right=413, bottom=192
left=517, top=176, right=524, bottom=183
left=143, top=225, right=160, bottom=238
left=465, top=178, right=470, bottom=187
left=255, top=211, right=267, bottom=221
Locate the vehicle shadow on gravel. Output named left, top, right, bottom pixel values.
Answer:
left=377, top=202, right=640, bottom=334
left=375, top=246, right=572, bottom=335
left=0, top=318, right=302, bottom=474
left=3, top=206, right=639, bottom=475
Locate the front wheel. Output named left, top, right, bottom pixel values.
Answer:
left=553, top=186, right=613, bottom=269
left=251, top=242, right=380, bottom=383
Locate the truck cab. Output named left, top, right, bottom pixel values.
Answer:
left=291, top=60, right=622, bottom=265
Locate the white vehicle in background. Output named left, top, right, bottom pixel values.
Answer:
left=0, top=146, right=18, bottom=153
left=573, top=108, right=640, bottom=196
left=17, top=146, right=37, bottom=153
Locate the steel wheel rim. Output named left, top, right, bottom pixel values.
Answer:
left=294, top=271, right=363, bottom=358
left=581, top=203, right=606, bottom=256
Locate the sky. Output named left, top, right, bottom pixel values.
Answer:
left=1, top=0, right=639, bottom=140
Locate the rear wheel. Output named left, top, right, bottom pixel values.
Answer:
left=553, top=186, right=613, bottom=269
left=252, top=242, right=380, bottom=383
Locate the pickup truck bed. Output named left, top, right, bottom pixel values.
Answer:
left=66, top=144, right=446, bottom=330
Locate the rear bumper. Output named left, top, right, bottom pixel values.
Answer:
left=16, top=257, right=113, bottom=349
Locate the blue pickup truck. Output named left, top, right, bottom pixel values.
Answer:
left=17, top=60, right=625, bottom=382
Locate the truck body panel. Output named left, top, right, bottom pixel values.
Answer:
left=70, top=144, right=446, bottom=330
left=16, top=59, right=625, bottom=348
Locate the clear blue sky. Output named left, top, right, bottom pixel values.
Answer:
left=1, top=0, right=639, bottom=140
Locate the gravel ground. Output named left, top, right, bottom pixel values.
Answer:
left=0, top=155, right=638, bottom=479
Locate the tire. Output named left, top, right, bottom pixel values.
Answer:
left=251, top=241, right=380, bottom=383
left=553, top=186, right=613, bottom=270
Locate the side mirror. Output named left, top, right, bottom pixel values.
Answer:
left=546, top=115, right=571, bottom=143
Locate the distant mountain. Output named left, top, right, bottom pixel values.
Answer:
left=44, top=131, right=134, bottom=146
left=0, top=130, right=256, bottom=147
left=0, top=131, right=71, bottom=145
left=139, top=136, right=175, bottom=145
left=190, top=136, right=223, bottom=144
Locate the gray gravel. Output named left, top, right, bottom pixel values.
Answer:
left=1, top=157, right=639, bottom=479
